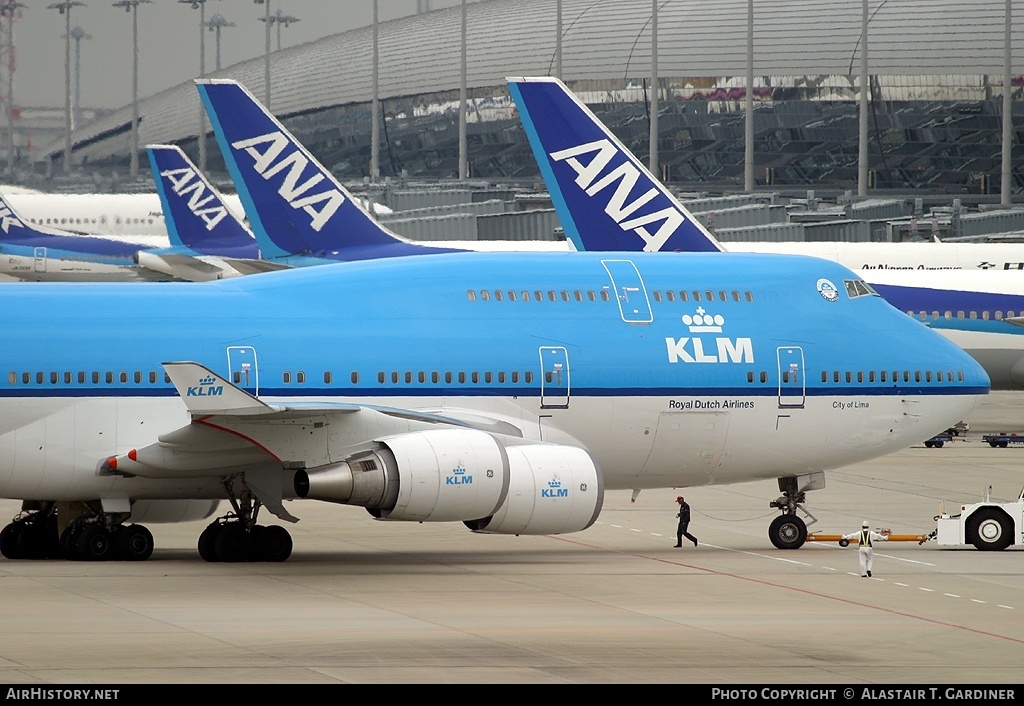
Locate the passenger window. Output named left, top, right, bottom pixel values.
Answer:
left=431, top=372, right=439, bottom=383
left=50, top=372, right=58, bottom=384
left=653, top=291, right=663, bottom=302
left=64, top=372, right=72, bottom=384
left=458, top=372, right=466, bottom=383
left=494, top=291, right=503, bottom=302
left=297, top=372, right=306, bottom=384
left=324, top=371, right=333, bottom=384
left=666, top=291, right=675, bottom=302
left=283, top=372, right=291, bottom=384
left=600, top=291, right=610, bottom=301
left=7, top=372, right=15, bottom=385
left=467, top=290, right=476, bottom=301
left=418, top=372, right=426, bottom=383
left=481, top=291, right=490, bottom=301
left=525, top=371, right=534, bottom=384
left=351, top=372, right=359, bottom=384
left=471, top=372, right=479, bottom=383
left=391, top=372, right=400, bottom=384
left=445, top=372, right=453, bottom=383
left=378, top=372, right=386, bottom=384
left=511, top=372, right=519, bottom=383
left=404, top=372, right=412, bottom=383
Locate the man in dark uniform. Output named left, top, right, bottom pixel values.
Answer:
left=675, top=496, right=698, bottom=547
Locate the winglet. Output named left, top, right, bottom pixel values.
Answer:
left=197, top=78, right=437, bottom=260
left=163, top=361, right=275, bottom=416
left=506, top=76, right=724, bottom=254
left=146, top=144, right=259, bottom=259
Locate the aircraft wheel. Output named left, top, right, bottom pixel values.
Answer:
left=967, top=508, right=1013, bottom=551
left=0, top=523, right=23, bottom=559
left=260, top=525, right=293, bottom=562
left=118, top=525, right=154, bottom=561
left=198, top=523, right=222, bottom=562
left=59, top=524, right=82, bottom=560
left=76, top=525, right=113, bottom=561
left=769, top=514, right=807, bottom=550
left=214, top=524, right=248, bottom=562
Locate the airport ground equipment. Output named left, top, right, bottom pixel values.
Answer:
left=924, top=432, right=952, bottom=448
left=926, top=486, right=1024, bottom=550
left=806, top=529, right=929, bottom=546
left=982, top=432, right=1024, bottom=448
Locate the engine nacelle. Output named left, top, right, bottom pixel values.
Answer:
left=465, top=444, right=603, bottom=535
left=128, top=499, right=221, bottom=524
left=295, top=428, right=509, bottom=523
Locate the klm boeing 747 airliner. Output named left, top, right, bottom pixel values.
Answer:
left=0, top=248, right=988, bottom=562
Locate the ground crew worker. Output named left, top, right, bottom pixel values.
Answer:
left=674, top=496, right=698, bottom=548
left=841, top=520, right=888, bottom=577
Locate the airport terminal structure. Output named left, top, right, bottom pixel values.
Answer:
left=37, top=1, right=1022, bottom=194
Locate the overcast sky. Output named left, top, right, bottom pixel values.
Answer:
left=12, top=0, right=478, bottom=111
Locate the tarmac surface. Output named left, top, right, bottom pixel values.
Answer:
left=0, top=393, right=1022, bottom=685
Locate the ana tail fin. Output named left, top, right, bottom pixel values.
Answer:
left=506, top=76, right=723, bottom=253
left=146, top=144, right=257, bottom=257
left=196, top=79, right=410, bottom=259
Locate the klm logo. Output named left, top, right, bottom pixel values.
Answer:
left=549, top=139, right=684, bottom=251
left=160, top=167, right=228, bottom=231
left=445, top=463, right=473, bottom=486
left=541, top=477, right=569, bottom=499
left=0, top=202, right=23, bottom=234
left=230, top=131, right=345, bottom=232
left=665, top=307, right=754, bottom=364
left=186, top=375, right=224, bottom=397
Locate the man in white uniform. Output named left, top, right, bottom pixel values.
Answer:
left=842, top=521, right=889, bottom=577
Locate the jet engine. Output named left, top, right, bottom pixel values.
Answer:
left=294, top=428, right=603, bottom=534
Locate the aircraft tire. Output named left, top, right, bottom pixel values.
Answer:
left=214, top=524, right=248, bottom=562
left=967, top=508, right=1013, bottom=551
left=260, top=525, right=293, bottom=562
left=118, top=525, right=154, bottom=561
left=198, top=523, right=222, bottom=562
left=59, top=524, right=82, bottom=560
left=769, top=514, right=807, bottom=550
left=0, top=523, right=22, bottom=559
left=77, top=525, right=113, bottom=561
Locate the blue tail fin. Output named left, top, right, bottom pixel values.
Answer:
left=146, top=144, right=258, bottom=259
left=197, top=79, right=448, bottom=261
left=506, top=76, right=723, bottom=253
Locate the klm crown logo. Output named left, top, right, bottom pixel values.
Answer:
left=541, top=475, right=569, bottom=498
left=186, top=374, right=224, bottom=398
left=445, top=462, right=473, bottom=486
left=683, top=307, right=724, bottom=333
left=666, top=307, right=753, bottom=365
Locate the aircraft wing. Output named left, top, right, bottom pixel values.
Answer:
left=98, top=362, right=497, bottom=523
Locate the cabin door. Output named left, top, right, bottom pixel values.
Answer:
left=227, top=346, right=259, bottom=395
left=539, top=346, right=569, bottom=409
left=601, top=259, right=653, bottom=323
left=777, top=346, right=805, bottom=408
left=33, top=247, right=47, bottom=273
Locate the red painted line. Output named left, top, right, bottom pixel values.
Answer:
left=193, top=417, right=282, bottom=462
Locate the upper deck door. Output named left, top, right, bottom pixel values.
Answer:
left=601, top=259, right=653, bottom=324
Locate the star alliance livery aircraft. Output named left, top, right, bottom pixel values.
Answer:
left=0, top=245, right=987, bottom=562
left=139, top=144, right=288, bottom=281
left=197, top=79, right=461, bottom=265
left=507, top=76, right=1024, bottom=390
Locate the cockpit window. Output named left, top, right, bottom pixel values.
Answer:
left=844, top=279, right=879, bottom=299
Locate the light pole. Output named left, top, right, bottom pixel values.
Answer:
left=205, top=13, right=234, bottom=72
left=113, top=0, right=149, bottom=179
left=260, top=8, right=298, bottom=52
left=69, top=26, right=90, bottom=132
left=253, top=0, right=270, bottom=107
left=47, top=1, right=83, bottom=174
left=180, top=0, right=217, bottom=172
left=0, top=1, right=24, bottom=176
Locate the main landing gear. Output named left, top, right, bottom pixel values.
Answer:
left=767, top=474, right=823, bottom=550
left=0, top=501, right=154, bottom=561
left=197, top=480, right=292, bottom=563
